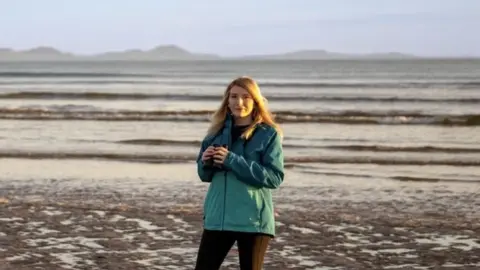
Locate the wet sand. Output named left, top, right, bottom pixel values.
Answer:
left=1, top=189, right=479, bottom=269
left=1, top=160, right=479, bottom=269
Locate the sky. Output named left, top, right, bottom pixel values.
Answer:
left=1, top=0, right=479, bottom=57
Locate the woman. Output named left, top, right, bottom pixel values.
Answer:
left=194, top=76, right=285, bottom=270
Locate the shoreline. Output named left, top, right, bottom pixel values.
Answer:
left=1, top=183, right=479, bottom=269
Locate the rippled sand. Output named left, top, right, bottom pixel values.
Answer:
left=1, top=160, right=479, bottom=269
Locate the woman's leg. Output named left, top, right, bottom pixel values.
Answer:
left=236, top=233, right=271, bottom=270
left=194, top=229, right=236, bottom=270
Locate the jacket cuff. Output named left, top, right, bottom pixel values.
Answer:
left=224, top=151, right=235, bottom=169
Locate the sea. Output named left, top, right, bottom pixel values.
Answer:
left=0, top=59, right=479, bottom=188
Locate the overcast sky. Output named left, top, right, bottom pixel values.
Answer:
left=1, top=0, right=479, bottom=57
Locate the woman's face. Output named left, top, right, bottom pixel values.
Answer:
left=228, top=85, right=255, bottom=119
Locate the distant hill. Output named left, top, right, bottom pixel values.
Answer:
left=239, top=49, right=417, bottom=60
left=0, top=46, right=74, bottom=61
left=0, top=45, right=418, bottom=61
left=94, top=45, right=220, bottom=60
left=0, top=45, right=220, bottom=61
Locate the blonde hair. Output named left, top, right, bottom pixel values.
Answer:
left=207, top=76, right=282, bottom=140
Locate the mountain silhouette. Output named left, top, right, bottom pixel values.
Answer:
left=0, top=45, right=418, bottom=61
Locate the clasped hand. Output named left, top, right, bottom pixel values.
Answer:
left=202, top=145, right=229, bottom=165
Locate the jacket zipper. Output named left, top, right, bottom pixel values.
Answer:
left=222, top=171, right=227, bottom=230
left=222, top=122, right=233, bottom=230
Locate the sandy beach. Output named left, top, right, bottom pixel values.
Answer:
left=1, top=59, right=479, bottom=269
left=1, top=160, right=479, bottom=270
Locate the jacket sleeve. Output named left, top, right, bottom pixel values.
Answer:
left=223, top=131, right=284, bottom=189
left=197, top=138, right=214, bottom=183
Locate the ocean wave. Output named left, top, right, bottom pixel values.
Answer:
left=284, top=157, right=480, bottom=166
left=292, top=170, right=375, bottom=179
left=259, top=81, right=480, bottom=89
left=0, top=80, right=157, bottom=85
left=114, top=139, right=480, bottom=154
left=0, top=151, right=196, bottom=164
left=1, top=91, right=479, bottom=104
left=0, top=150, right=478, bottom=167
left=1, top=72, right=479, bottom=89
left=323, top=145, right=480, bottom=153
left=390, top=176, right=480, bottom=183
left=297, top=170, right=480, bottom=183
left=0, top=71, right=153, bottom=78
left=1, top=108, right=479, bottom=126
left=117, top=139, right=201, bottom=146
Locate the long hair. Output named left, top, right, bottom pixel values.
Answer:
left=206, top=76, right=282, bottom=140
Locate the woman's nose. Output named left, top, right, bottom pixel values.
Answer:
left=235, top=97, right=243, bottom=106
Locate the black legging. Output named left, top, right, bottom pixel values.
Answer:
left=194, top=229, right=271, bottom=270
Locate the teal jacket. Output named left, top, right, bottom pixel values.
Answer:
left=196, top=115, right=285, bottom=237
